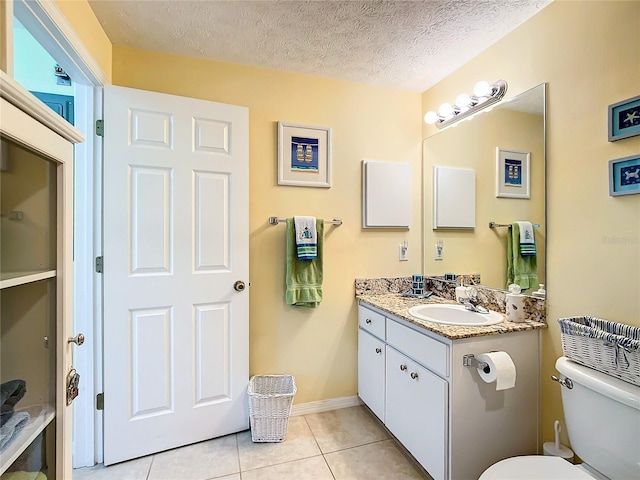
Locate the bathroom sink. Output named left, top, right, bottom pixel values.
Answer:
left=408, top=304, right=504, bottom=326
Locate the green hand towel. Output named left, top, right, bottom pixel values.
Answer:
left=286, top=218, right=324, bottom=307
left=506, top=222, right=538, bottom=291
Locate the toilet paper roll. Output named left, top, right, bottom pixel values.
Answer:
left=476, top=351, right=516, bottom=390
left=506, top=293, right=526, bottom=323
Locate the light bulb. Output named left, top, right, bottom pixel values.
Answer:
left=473, top=81, right=492, bottom=97
left=455, top=93, right=472, bottom=109
left=438, top=103, right=454, bottom=117
left=424, top=111, right=439, bottom=124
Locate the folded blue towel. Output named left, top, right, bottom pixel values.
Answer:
left=1, top=379, right=26, bottom=427
left=516, top=221, right=536, bottom=256
left=0, top=410, right=30, bottom=451
left=294, top=216, right=317, bottom=260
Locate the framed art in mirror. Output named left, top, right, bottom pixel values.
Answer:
left=278, top=121, right=331, bottom=188
left=496, top=147, right=530, bottom=199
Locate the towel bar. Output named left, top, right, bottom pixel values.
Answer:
left=268, top=216, right=343, bottom=226
left=489, top=222, right=540, bottom=228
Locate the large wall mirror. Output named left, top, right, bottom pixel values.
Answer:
left=423, top=83, right=546, bottom=294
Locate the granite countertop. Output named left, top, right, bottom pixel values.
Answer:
left=357, top=294, right=547, bottom=340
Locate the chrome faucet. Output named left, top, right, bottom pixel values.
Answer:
left=459, top=287, right=489, bottom=314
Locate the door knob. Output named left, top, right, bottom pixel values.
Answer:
left=68, top=333, right=85, bottom=346
left=411, top=372, right=419, bottom=380
left=400, top=364, right=407, bottom=371
left=375, top=347, right=382, bottom=354
left=234, top=280, right=246, bottom=292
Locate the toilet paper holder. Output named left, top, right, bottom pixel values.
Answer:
left=463, top=354, right=490, bottom=373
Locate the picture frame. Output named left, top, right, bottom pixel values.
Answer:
left=495, top=147, right=530, bottom=199
left=277, top=122, right=331, bottom=188
left=608, top=94, right=640, bottom=142
left=609, top=154, right=640, bottom=196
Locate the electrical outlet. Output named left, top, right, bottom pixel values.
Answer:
left=434, top=241, right=444, bottom=260
left=398, top=243, right=408, bottom=261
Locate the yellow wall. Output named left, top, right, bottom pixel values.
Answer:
left=56, top=0, right=639, bottom=448
left=112, top=47, right=423, bottom=403
left=422, top=0, right=640, bottom=446
left=424, top=108, right=545, bottom=289
left=55, top=0, right=112, bottom=81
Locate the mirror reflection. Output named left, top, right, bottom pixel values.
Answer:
left=423, top=83, right=546, bottom=293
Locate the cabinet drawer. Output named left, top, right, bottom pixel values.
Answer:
left=358, top=304, right=386, bottom=339
left=387, top=319, right=449, bottom=378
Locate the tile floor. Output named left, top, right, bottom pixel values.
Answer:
left=73, top=406, right=429, bottom=480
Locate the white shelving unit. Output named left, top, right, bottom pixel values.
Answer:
left=1, top=69, right=79, bottom=480
left=0, top=270, right=57, bottom=290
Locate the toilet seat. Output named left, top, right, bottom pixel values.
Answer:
left=479, top=456, right=595, bottom=480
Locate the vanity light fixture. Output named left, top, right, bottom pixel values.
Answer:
left=424, top=80, right=508, bottom=129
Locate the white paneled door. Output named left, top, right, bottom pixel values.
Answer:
left=102, top=85, right=249, bottom=465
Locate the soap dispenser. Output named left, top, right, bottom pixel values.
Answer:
left=506, top=284, right=526, bottom=323
left=532, top=284, right=546, bottom=299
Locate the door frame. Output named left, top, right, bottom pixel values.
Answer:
left=6, top=0, right=108, bottom=468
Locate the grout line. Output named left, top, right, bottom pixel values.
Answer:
left=234, top=432, right=242, bottom=478
left=303, top=414, right=325, bottom=455
left=145, top=454, right=154, bottom=480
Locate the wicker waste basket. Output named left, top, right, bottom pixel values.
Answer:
left=248, top=375, right=297, bottom=442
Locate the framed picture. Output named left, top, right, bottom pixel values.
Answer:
left=278, top=122, right=331, bottom=188
left=609, top=154, right=640, bottom=196
left=496, top=147, right=530, bottom=199
left=608, top=94, right=640, bottom=142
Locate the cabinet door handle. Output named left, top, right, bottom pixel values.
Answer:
left=68, top=333, right=85, bottom=346
left=365, top=318, right=372, bottom=324
left=375, top=347, right=382, bottom=354
left=400, top=364, right=407, bottom=371
left=411, top=372, right=419, bottom=380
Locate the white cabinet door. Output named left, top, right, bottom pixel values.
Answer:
left=386, top=346, right=448, bottom=480
left=357, top=328, right=385, bottom=421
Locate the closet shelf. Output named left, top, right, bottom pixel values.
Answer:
left=0, top=403, right=55, bottom=475
left=0, top=270, right=56, bottom=289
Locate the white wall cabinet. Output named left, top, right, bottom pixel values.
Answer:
left=357, top=302, right=540, bottom=480
left=1, top=75, right=80, bottom=479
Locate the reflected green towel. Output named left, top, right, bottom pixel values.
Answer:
left=286, top=218, right=323, bottom=307
left=506, top=222, right=538, bottom=291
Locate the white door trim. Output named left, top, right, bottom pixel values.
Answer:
left=14, top=0, right=109, bottom=86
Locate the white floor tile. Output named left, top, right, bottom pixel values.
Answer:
left=73, top=455, right=152, bottom=480
left=147, top=434, right=239, bottom=480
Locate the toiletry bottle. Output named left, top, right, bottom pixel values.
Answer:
left=532, top=284, right=546, bottom=299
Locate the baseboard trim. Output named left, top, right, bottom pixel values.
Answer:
left=290, top=395, right=362, bottom=416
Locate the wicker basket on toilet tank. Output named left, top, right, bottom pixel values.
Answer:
left=558, top=316, right=640, bottom=386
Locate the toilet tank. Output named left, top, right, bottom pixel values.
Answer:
left=556, top=356, right=640, bottom=480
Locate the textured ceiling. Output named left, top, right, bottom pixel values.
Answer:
left=88, top=0, right=551, bottom=92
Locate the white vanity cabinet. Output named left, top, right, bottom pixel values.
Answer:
left=385, top=346, right=447, bottom=480
left=357, top=302, right=540, bottom=480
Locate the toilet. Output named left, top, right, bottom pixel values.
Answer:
left=480, top=356, right=640, bottom=479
